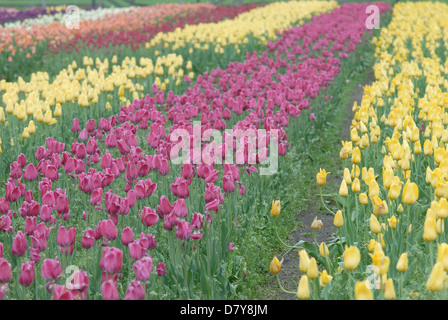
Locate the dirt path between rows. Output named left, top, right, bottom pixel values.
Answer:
left=263, top=70, right=376, bottom=299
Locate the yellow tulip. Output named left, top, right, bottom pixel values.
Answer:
left=396, top=253, right=408, bottom=272
left=297, top=275, right=310, bottom=300
left=298, top=250, right=310, bottom=273
left=269, top=256, right=283, bottom=274
left=343, top=246, right=361, bottom=271
left=319, top=270, right=333, bottom=288
left=319, top=242, right=329, bottom=258
left=437, top=243, right=448, bottom=271
left=270, top=200, right=281, bottom=217
left=384, top=278, right=396, bottom=300
left=352, top=147, right=361, bottom=164
left=339, top=180, right=348, bottom=197
left=426, top=262, right=446, bottom=292
left=423, top=217, right=438, bottom=242
left=354, top=281, right=373, bottom=300
left=387, top=215, right=398, bottom=229
left=434, top=199, right=448, bottom=219
left=307, top=258, right=319, bottom=279
left=316, top=168, right=330, bottom=186
left=351, top=178, right=361, bottom=193
left=343, top=168, right=352, bottom=185
left=402, top=181, right=419, bottom=205
left=334, top=210, right=344, bottom=228
left=359, top=193, right=369, bottom=205
left=370, top=214, right=381, bottom=234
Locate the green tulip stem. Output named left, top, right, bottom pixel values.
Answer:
left=320, top=187, right=335, bottom=215
left=276, top=274, right=296, bottom=295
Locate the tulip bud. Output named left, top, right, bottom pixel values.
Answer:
left=307, top=258, right=318, bottom=279
left=269, top=257, right=282, bottom=274
left=396, top=253, right=409, bottom=272
left=343, top=246, right=361, bottom=271
left=437, top=243, right=448, bottom=271
left=359, top=193, right=369, bottom=205
left=298, top=250, right=310, bottom=273
left=297, top=275, right=310, bottom=300
left=319, top=243, right=329, bottom=258
left=369, top=214, right=381, bottom=234
left=384, top=278, right=396, bottom=300
left=270, top=200, right=281, bottom=217
left=334, top=210, right=344, bottom=228
left=351, top=178, right=361, bottom=193
left=423, top=217, right=438, bottom=242
left=339, top=180, right=348, bottom=197
left=402, top=181, right=419, bottom=205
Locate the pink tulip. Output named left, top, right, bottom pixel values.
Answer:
left=124, top=280, right=145, bottom=300
left=23, top=163, right=38, bottom=181
left=24, top=216, right=37, bottom=236
left=173, top=199, right=188, bottom=218
left=90, top=188, right=103, bottom=206
left=0, top=258, right=11, bottom=283
left=156, top=262, right=166, bottom=276
left=19, top=261, right=35, bottom=287
left=11, top=231, right=27, bottom=257
left=101, top=280, right=119, bottom=300
left=205, top=199, right=220, bottom=213
left=121, top=227, right=134, bottom=246
left=128, top=241, right=146, bottom=260
left=52, top=284, right=74, bottom=300
left=133, top=256, right=153, bottom=282
left=99, top=219, right=118, bottom=241
left=0, top=198, right=9, bottom=213
left=141, top=207, right=159, bottom=227
left=100, top=247, right=123, bottom=274
left=41, top=258, right=62, bottom=280
left=81, top=229, right=96, bottom=249
left=72, top=118, right=81, bottom=132
left=175, top=220, right=191, bottom=240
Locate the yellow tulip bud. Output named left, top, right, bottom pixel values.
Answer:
left=426, top=262, right=446, bottom=292
left=359, top=192, right=369, bottom=205
left=269, top=257, right=282, bottom=274
left=368, top=239, right=377, bottom=252
left=434, top=198, right=448, bottom=219
left=307, top=258, right=319, bottom=279
left=351, top=178, right=361, bottom=193
left=370, top=214, right=381, bottom=234
left=397, top=204, right=404, bottom=213
left=22, top=128, right=30, bottom=139
left=270, top=200, right=281, bottom=217
left=384, top=278, right=396, bottom=300
left=343, top=246, right=361, bottom=271
left=299, top=250, right=310, bottom=273
left=379, top=256, right=390, bottom=276
left=334, top=210, right=344, bottom=228
left=423, top=217, right=438, bottom=242
left=355, top=281, right=373, bottom=300
left=339, top=180, right=348, bottom=197
left=319, top=242, right=329, bottom=258
left=297, top=275, right=310, bottom=300
left=343, top=168, right=352, bottom=185
left=352, top=147, right=361, bottom=164
left=396, top=253, right=408, bottom=272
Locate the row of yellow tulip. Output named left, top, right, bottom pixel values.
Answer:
left=274, top=1, right=448, bottom=300
left=0, top=1, right=337, bottom=155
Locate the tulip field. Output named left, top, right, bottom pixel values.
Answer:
left=1, top=0, right=447, bottom=302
